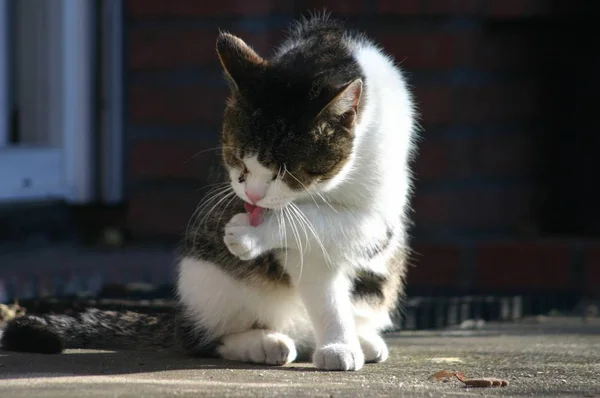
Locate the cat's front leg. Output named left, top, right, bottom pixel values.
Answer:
left=298, top=269, right=364, bottom=371
left=223, top=213, right=268, bottom=260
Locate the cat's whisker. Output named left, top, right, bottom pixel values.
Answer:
left=199, top=190, right=237, bottom=227
left=195, top=181, right=230, bottom=192
left=312, top=190, right=338, bottom=213
left=192, top=186, right=234, bottom=224
left=273, top=210, right=288, bottom=283
left=195, top=184, right=233, bottom=210
left=296, top=206, right=333, bottom=268
left=186, top=184, right=232, bottom=244
left=280, top=206, right=289, bottom=279
left=285, top=167, right=320, bottom=209
left=284, top=206, right=304, bottom=283
left=289, top=202, right=333, bottom=269
left=286, top=203, right=310, bottom=254
left=273, top=171, right=290, bottom=275
left=184, top=145, right=244, bottom=164
left=217, top=191, right=239, bottom=224
left=191, top=187, right=235, bottom=250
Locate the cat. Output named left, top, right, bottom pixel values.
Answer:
left=1, top=14, right=418, bottom=372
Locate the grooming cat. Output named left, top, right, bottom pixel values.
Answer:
left=1, top=14, right=417, bottom=371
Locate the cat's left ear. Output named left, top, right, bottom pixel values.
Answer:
left=318, top=79, right=363, bottom=126
left=216, top=32, right=265, bottom=91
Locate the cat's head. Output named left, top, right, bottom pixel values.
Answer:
left=217, top=33, right=363, bottom=209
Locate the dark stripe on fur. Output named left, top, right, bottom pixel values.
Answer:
left=351, top=270, right=387, bottom=303
left=366, top=227, right=394, bottom=259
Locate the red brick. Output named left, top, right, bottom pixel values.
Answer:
left=378, top=30, right=533, bottom=72
left=129, top=28, right=217, bottom=71
left=471, top=135, right=533, bottom=177
left=455, top=83, right=541, bottom=124
left=474, top=241, right=572, bottom=289
left=407, top=243, right=462, bottom=286
left=586, top=244, right=600, bottom=297
left=484, top=0, right=551, bottom=18
left=414, top=139, right=452, bottom=180
left=377, top=0, right=420, bottom=14
left=415, top=135, right=533, bottom=181
left=127, top=0, right=291, bottom=18
left=413, top=186, right=534, bottom=229
left=130, top=85, right=228, bottom=127
left=129, top=28, right=284, bottom=72
left=414, top=138, right=466, bottom=180
left=412, top=191, right=454, bottom=227
left=413, top=86, right=454, bottom=126
left=295, top=0, right=366, bottom=14
left=471, top=32, right=536, bottom=71
left=424, top=0, right=480, bottom=14
left=375, top=33, right=458, bottom=69
left=129, top=140, right=221, bottom=180
left=127, top=189, right=203, bottom=237
left=377, top=0, right=480, bottom=15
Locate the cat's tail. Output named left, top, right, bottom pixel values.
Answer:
left=0, top=309, right=179, bottom=354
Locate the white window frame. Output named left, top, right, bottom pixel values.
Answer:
left=0, top=0, right=95, bottom=204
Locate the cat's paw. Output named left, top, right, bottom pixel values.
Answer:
left=359, top=333, right=389, bottom=363
left=218, top=331, right=297, bottom=365
left=224, top=213, right=264, bottom=260
left=260, top=333, right=297, bottom=365
left=313, top=343, right=365, bottom=371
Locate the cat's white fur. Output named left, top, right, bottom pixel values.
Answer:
left=178, top=35, right=416, bottom=371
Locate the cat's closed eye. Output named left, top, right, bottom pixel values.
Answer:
left=238, top=166, right=249, bottom=183
left=305, top=169, right=325, bottom=177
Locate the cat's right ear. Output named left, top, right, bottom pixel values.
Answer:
left=216, top=32, right=265, bottom=91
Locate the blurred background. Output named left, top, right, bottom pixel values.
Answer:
left=0, top=0, right=598, bottom=328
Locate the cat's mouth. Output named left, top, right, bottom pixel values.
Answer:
left=244, top=202, right=267, bottom=227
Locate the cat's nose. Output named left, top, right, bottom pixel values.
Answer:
left=245, top=191, right=264, bottom=204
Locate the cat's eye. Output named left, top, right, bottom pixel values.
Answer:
left=238, top=166, right=249, bottom=183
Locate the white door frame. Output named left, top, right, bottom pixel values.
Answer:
left=0, top=0, right=95, bottom=204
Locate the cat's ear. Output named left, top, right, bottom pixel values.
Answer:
left=216, top=32, right=265, bottom=91
left=318, top=79, right=363, bottom=127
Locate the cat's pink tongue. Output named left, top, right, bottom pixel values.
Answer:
left=244, top=203, right=266, bottom=227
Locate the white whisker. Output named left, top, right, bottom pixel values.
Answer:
left=184, top=145, right=244, bottom=163
left=186, top=184, right=232, bottom=242
left=284, top=206, right=304, bottom=283
left=290, top=202, right=333, bottom=268
left=285, top=166, right=320, bottom=209
left=199, top=190, right=237, bottom=227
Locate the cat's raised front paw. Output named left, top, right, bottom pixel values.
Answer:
left=313, top=343, right=365, bottom=371
left=224, top=213, right=264, bottom=260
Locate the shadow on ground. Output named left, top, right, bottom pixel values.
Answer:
left=1, top=319, right=600, bottom=397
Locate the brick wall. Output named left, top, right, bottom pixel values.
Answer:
left=123, top=0, right=599, bottom=297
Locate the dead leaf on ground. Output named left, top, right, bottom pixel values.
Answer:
left=428, top=370, right=456, bottom=382
left=428, top=370, right=508, bottom=388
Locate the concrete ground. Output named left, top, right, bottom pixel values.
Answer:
left=1, top=317, right=599, bottom=398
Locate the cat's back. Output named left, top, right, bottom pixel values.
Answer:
left=276, top=15, right=408, bottom=96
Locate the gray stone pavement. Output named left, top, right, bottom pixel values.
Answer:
left=1, top=317, right=599, bottom=397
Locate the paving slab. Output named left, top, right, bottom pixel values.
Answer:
left=1, top=318, right=599, bottom=397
